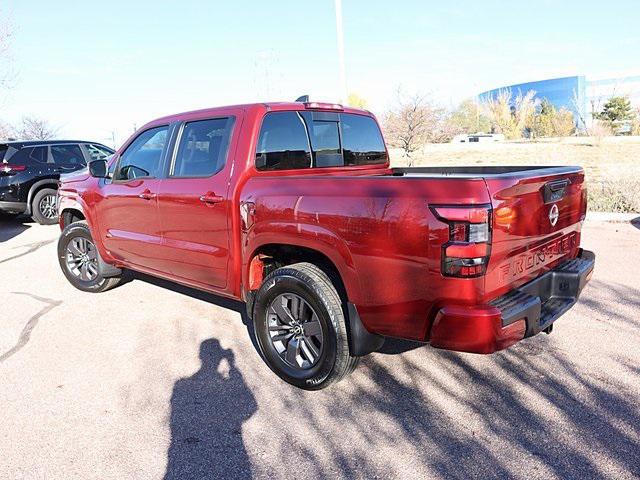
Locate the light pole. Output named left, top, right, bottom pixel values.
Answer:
left=334, top=0, right=348, bottom=103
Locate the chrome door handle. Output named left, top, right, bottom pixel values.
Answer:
left=200, top=193, right=223, bottom=204
left=139, top=190, right=156, bottom=200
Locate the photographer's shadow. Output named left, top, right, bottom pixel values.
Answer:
left=164, top=339, right=256, bottom=480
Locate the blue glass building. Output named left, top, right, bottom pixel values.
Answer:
left=478, top=75, right=587, bottom=120
left=478, top=74, right=640, bottom=130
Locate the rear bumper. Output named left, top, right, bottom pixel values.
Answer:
left=429, top=249, right=595, bottom=354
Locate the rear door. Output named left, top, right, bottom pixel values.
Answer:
left=155, top=114, right=238, bottom=289
left=483, top=167, right=587, bottom=299
left=94, top=125, right=170, bottom=272
left=1, top=145, right=53, bottom=205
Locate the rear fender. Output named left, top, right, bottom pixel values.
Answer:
left=244, top=221, right=361, bottom=305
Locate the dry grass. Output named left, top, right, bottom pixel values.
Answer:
left=390, top=136, right=640, bottom=213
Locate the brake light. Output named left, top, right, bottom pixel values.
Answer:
left=0, top=164, right=26, bottom=174
left=304, top=102, right=344, bottom=111
left=432, top=204, right=492, bottom=278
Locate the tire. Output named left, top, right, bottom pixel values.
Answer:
left=252, top=262, right=359, bottom=390
left=31, top=188, right=59, bottom=225
left=57, top=221, right=122, bottom=293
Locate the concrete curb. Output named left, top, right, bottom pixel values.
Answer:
left=586, top=212, right=640, bottom=223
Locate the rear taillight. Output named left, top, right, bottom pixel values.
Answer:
left=0, top=164, right=26, bottom=175
left=431, top=204, right=492, bottom=278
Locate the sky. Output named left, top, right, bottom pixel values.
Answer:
left=1, top=0, right=639, bottom=147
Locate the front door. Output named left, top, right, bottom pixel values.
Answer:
left=94, top=125, right=170, bottom=272
left=156, top=116, right=237, bottom=289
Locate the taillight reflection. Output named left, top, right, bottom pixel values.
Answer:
left=0, top=164, right=27, bottom=175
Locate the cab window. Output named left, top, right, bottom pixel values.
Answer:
left=255, top=112, right=311, bottom=171
left=171, top=117, right=235, bottom=177
left=114, top=126, right=168, bottom=180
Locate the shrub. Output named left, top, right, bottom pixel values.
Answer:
left=589, top=120, right=613, bottom=143
left=526, top=100, right=575, bottom=138
left=587, top=178, right=640, bottom=213
left=632, top=108, right=640, bottom=135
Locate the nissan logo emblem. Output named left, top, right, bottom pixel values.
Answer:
left=549, top=204, right=559, bottom=226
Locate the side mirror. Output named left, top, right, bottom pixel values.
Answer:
left=88, top=159, right=109, bottom=178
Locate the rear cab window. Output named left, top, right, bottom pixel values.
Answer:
left=255, top=111, right=387, bottom=171
left=255, top=112, right=311, bottom=171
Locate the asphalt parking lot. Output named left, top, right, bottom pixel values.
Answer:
left=1, top=215, right=639, bottom=480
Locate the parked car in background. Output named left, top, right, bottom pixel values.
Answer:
left=0, top=140, right=114, bottom=224
left=56, top=101, right=594, bottom=390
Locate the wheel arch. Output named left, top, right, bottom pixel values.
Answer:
left=59, top=207, right=86, bottom=229
left=246, top=243, right=349, bottom=299
left=243, top=234, right=361, bottom=306
left=27, top=179, right=59, bottom=215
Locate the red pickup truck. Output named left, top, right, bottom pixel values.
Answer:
left=57, top=101, right=595, bottom=390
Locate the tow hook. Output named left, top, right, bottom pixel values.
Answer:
left=543, top=324, right=554, bottom=334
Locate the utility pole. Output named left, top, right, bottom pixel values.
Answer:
left=334, top=0, right=347, bottom=103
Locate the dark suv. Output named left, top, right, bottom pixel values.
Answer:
left=0, top=140, right=114, bottom=224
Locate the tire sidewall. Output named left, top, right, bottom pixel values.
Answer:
left=58, top=223, right=108, bottom=292
left=253, top=271, right=340, bottom=389
left=32, top=188, right=58, bottom=225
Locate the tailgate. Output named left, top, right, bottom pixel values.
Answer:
left=484, top=167, right=587, bottom=300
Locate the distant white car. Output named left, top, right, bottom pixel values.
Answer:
left=451, top=133, right=504, bottom=143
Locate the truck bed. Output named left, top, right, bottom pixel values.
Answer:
left=391, top=165, right=582, bottom=178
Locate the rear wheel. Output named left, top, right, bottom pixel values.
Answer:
left=252, top=262, right=358, bottom=390
left=32, top=188, right=58, bottom=225
left=58, top=221, right=122, bottom=293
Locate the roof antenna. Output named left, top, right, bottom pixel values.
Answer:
left=295, top=95, right=309, bottom=102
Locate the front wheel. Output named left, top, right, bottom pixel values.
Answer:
left=252, top=262, right=359, bottom=390
left=57, top=221, right=122, bottom=293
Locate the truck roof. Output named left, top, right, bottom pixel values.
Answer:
left=151, top=101, right=373, bottom=126
left=0, top=139, right=106, bottom=147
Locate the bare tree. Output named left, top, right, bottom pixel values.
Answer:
left=18, top=116, right=59, bottom=140
left=0, top=119, right=14, bottom=140
left=571, top=89, right=589, bottom=134
left=0, top=12, right=15, bottom=98
left=383, top=89, right=452, bottom=162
